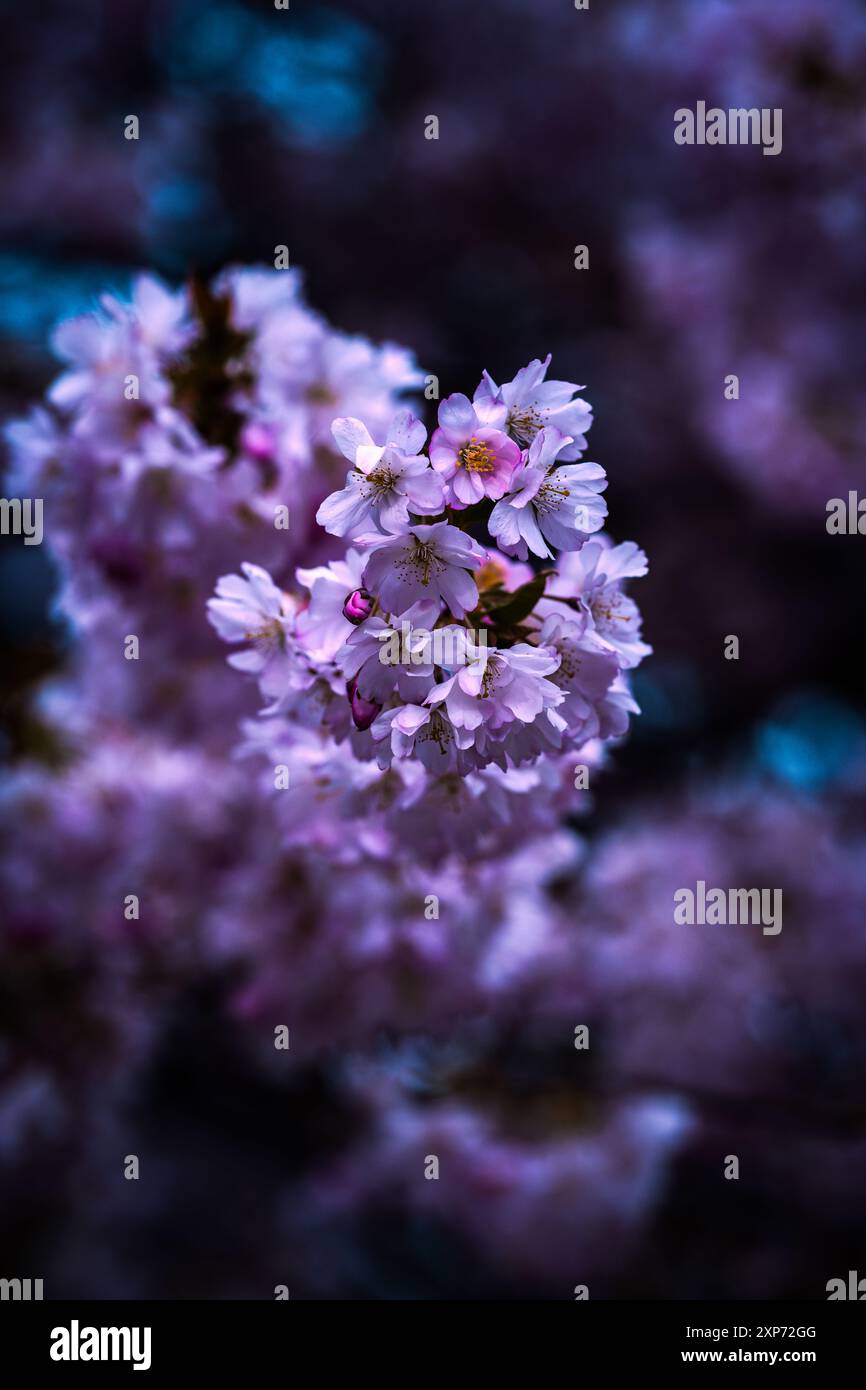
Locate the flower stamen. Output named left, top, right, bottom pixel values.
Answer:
left=457, top=437, right=495, bottom=474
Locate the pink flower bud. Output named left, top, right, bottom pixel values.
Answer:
left=342, top=588, right=374, bottom=624
left=347, top=679, right=381, bottom=731
left=240, top=421, right=275, bottom=461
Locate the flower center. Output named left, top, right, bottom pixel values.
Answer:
left=480, top=654, right=505, bottom=697
left=366, top=466, right=396, bottom=494
left=457, top=437, right=495, bottom=473
left=507, top=405, right=543, bottom=445
left=398, top=538, right=446, bottom=587
left=591, top=589, right=631, bottom=629
left=535, top=475, right=570, bottom=515
left=244, top=618, right=284, bottom=648
left=419, top=709, right=452, bottom=752
left=555, top=643, right=578, bottom=682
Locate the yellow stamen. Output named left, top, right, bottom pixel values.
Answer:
left=458, top=437, right=495, bottom=474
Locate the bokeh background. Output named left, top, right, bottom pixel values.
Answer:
left=2, top=0, right=866, bottom=1299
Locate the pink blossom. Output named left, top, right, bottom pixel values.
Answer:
left=360, top=521, right=485, bottom=620
left=317, top=411, right=444, bottom=537
left=489, top=427, right=607, bottom=560
left=429, top=394, right=521, bottom=507
left=474, top=353, right=593, bottom=459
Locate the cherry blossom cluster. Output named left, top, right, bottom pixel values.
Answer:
left=4, top=266, right=421, bottom=738
left=210, top=356, right=650, bottom=844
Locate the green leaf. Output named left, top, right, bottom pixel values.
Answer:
left=487, top=573, right=547, bottom=627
